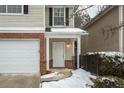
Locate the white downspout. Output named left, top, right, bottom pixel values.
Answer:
left=46, top=37, right=50, bottom=70
left=119, top=6, right=123, bottom=53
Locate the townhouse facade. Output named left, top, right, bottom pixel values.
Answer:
left=0, top=5, right=87, bottom=75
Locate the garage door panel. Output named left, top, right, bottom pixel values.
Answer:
left=0, top=40, right=40, bottom=73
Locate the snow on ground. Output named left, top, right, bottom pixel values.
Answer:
left=41, top=69, right=96, bottom=88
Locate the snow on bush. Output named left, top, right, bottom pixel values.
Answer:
left=41, top=69, right=96, bottom=88
left=82, top=51, right=124, bottom=78
left=87, top=51, right=124, bottom=63
left=87, top=52, right=124, bottom=57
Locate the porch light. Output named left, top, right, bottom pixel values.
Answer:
left=66, top=42, right=71, bottom=48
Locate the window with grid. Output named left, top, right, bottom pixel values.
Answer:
left=0, top=5, right=22, bottom=14
left=54, top=8, right=65, bottom=26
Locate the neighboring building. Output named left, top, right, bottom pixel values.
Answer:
left=82, top=6, right=124, bottom=54
left=0, top=5, right=87, bottom=75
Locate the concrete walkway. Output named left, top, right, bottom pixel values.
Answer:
left=50, top=68, right=72, bottom=73
left=0, top=73, right=40, bottom=88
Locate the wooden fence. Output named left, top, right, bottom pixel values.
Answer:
left=72, top=56, right=77, bottom=69
left=79, top=54, right=100, bottom=75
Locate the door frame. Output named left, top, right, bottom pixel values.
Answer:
left=52, top=42, right=65, bottom=67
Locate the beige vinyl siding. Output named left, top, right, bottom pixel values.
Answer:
left=0, top=5, right=45, bottom=27
left=45, top=7, right=49, bottom=27
left=81, top=7, right=119, bottom=54
left=69, top=7, right=74, bottom=27
left=65, top=41, right=74, bottom=60
left=45, top=6, right=74, bottom=27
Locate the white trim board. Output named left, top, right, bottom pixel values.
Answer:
left=0, top=27, right=45, bottom=31
left=45, top=34, right=81, bottom=38
left=46, top=37, right=50, bottom=70
left=44, top=5, right=46, bottom=28
left=0, top=30, right=44, bottom=33
left=45, top=32, right=86, bottom=39
left=0, top=27, right=45, bottom=33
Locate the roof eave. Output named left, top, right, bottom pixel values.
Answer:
left=83, top=6, right=116, bottom=29
left=45, top=32, right=88, bottom=35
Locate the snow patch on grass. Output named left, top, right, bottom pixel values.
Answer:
left=41, top=69, right=95, bottom=88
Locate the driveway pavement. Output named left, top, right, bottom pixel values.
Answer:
left=0, top=73, right=40, bottom=88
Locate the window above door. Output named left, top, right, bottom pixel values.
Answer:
left=49, top=7, right=69, bottom=27
left=53, top=8, right=65, bottom=26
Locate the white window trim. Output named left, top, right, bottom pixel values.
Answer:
left=0, top=27, right=45, bottom=33
left=52, top=7, right=66, bottom=27
left=0, top=5, right=24, bottom=15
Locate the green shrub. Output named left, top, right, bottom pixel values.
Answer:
left=84, top=53, right=124, bottom=87
left=99, top=55, right=124, bottom=78
left=92, top=76, right=124, bottom=88
left=83, top=53, right=124, bottom=78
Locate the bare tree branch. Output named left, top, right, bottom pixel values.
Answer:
left=73, top=5, right=94, bottom=15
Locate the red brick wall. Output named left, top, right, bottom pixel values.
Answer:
left=50, top=60, right=74, bottom=69
left=0, top=33, right=46, bottom=75
left=65, top=60, right=74, bottom=69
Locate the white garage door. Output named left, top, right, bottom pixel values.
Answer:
left=0, top=40, right=40, bottom=73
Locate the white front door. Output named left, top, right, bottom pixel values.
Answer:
left=53, top=42, right=64, bottom=67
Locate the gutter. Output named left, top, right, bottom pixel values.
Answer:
left=45, top=31, right=89, bottom=35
